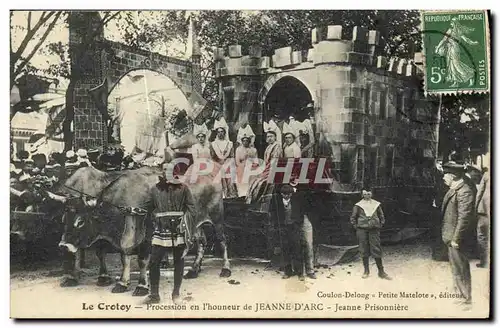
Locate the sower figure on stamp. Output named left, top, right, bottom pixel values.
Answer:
left=350, top=187, right=392, bottom=280
left=144, top=164, right=196, bottom=304
left=441, top=162, right=476, bottom=309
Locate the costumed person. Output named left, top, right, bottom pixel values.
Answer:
left=475, top=169, right=490, bottom=268
left=210, top=117, right=238, bottom=198
left=263, top=120, right=283, bottom=163
left=293, top=120, right=315, bottom=158
left=144, top=164, right=196, bottom=305
left=246, top=120, right=283, bottom=205
left=245, top=120, right=283, bottom=262
left=282, top=122, right=301, bottom=159
left=191, top=123, right=211, bottom=161
left=235, top=124, right=258, bottom=197
left=350, top=187, right=392, bottom=280
left=441, top=162, right=475, bottom=309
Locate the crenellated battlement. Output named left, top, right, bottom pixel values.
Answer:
left=214, top=25, right=424, bottom=79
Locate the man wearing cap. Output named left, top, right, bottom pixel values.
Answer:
left=22, top=158, right=34, bottom=177
left=350, top=187, right=392, bottom=280
left=144, top=164, right=196, bottom=305
left=441, top=162, right=475, bottom=308
left=475, top=169, right=490, bottom=268
left=270, top=183, right=311, bottom=281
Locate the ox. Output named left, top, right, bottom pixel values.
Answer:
left=48, top=149, right=231, bottom=295
left=47, top=166, right=155, bottom=294
left=165, top=134, right=231, bottom=279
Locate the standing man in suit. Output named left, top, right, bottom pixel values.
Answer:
left=441, top=162, right=476, bottom=308
left=475, top=169, right=490, bottom=268
left=270, top=183, right=311, bottom=281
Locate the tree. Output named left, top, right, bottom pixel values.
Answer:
left=10, top=11, right=66, bottom=119
left=439, top=94, right=490, bottom=161
left=10, top=11, right=139, bottom=149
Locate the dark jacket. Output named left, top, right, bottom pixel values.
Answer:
left=476, top=171, right=490, bottom=218
left=441, top=180, right=475, bottom=246
left=269, top=189, right=311, bottom=225
left=350, top=200, right=385, bottom=229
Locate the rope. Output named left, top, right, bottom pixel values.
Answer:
left=41, top=177, right=145, bottom=215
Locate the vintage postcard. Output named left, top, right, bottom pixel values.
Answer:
left=10, top=9, right=491, bottom=319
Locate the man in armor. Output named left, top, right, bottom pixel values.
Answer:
left=144, top=165, right=196, bottom=304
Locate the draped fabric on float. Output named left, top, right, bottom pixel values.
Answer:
left=134, top=112, right=167, bottom=155
left=245, top=158, right=336, bottom=212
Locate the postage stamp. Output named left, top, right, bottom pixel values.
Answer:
left=9, top=10, right=491, bottom=320
left=421, top=10, right=490, bottom=95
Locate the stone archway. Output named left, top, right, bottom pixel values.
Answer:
left=108, top=69, right=191, bottom=155
left=258, top=73, right=317, bottom=118
left=68, top=11, right=201, bottom=150
left=261, top=75, right=314, bottom=121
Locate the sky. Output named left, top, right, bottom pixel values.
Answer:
left=10, top=11, right=189, bottom=82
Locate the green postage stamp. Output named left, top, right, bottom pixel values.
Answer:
left=421, top=10, right=490, bottom=94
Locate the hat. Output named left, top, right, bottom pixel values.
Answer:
left=66, top=150, right=75, bottom=159
left=282, top=122, right=297, bottom=139
left=264, top=120, right=282, bottom=145
left=193, top=123, right=209, bottom=137
left=77, top=149, right=88, bottom=158
left=237, top=125, right=256, bottom=145
left=280, top=184, right=294, bottom=194
left=213, top=117, right=228, bottom=132
left=19, top=174, right=30, bottom=182
left=442, top=161, right=466, bottom=175
left=212, top=117, right=229, bottom=141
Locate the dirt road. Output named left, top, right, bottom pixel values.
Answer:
left=10, top=244, right=489, bottom=319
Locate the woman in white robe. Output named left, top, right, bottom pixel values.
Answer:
left=235, top=124, right=258, bottom=197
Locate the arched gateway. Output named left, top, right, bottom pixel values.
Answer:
left=68, top=11, right=202, bottom=149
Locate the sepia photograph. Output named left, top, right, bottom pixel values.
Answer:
left=8, top=9, right=491, bottom=319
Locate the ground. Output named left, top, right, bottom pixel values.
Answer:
left=10, top=243, right=490, bottom=319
